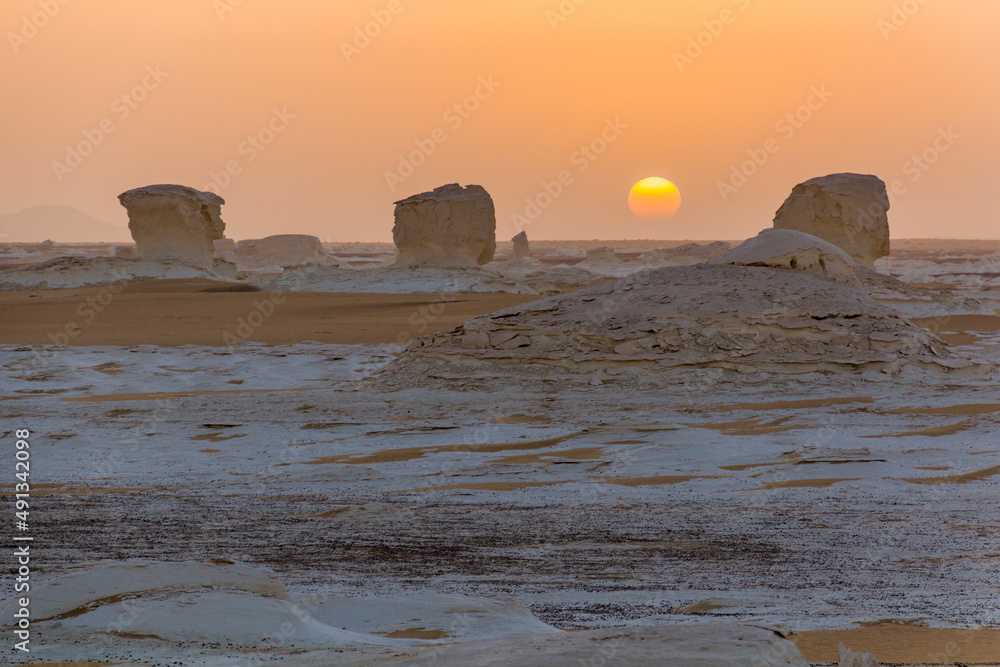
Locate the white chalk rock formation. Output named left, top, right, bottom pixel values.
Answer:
left=118, top=184, right=226, bottom=267
left=394, top=623, right=809, bottom=666
left=578, top=246, right=619, bottom=267
left=34, top=239, right=56, bottom=254
left=375, top=263, right=988, bottom=386
left=0, top=256, right=219, bottom=290
left=234, top=234, right=330, bottom=269
left=857, top=265, right=983, bottom=319
left=709, top=229, right=857, bottom=282
left=512, top=231, right=530, bottom=260
left=213, top=237, right=236, bottom=263
left=393, top=183, right=496, bottom=267
left=113, top=245, right=134, bottom=258
left=773, top=173, right=890, bottom=267
left=1, top=560, right=385, bottom=649
left=839, top=642, right=879, bottom=667
left=213, top=260, right=238, bottom=280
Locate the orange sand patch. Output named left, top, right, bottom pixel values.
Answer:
left=396, top=481, right=567, bottom=493
left=683, top=417, right=808, bottom=436
left=862, top=420, right=971, bottom=438
left=0, top=282, right=537, bottom=347
left=496, top=447, right=606, bottom=465
left=199, top=448, right=221, bottom=454
left=378, top=627, right=452, bottom=640
left=902, top=464, right=1000, bottom=485
left=912, top=313, right=1000, bottom=333
left=487, top=414, right=552, bottom=424
left=82, top=362, right=125, bottom=376
left=718, top=462, right=783, bottom=471
left=754, top=478, right=860, bottom=490
left=704, top=397, right=874, bottom=412
left=594, top=474, right=725, bottom=487
left=938, top=332, right=981, bottom=345
left=791, top=624, right=1000, bottom=663
left=890, top=403, right=1000, bottom=416
left=189, top=432, right=247, bottom=442
left=297, top=432, right=583, bottom=465
left=914, top=466, right=951, bottom=471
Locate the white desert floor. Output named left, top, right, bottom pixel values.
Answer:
left=2, top=240, right=1000, bottom=666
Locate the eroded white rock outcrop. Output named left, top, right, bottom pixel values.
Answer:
left=709, top=229, right=857, bottom=282
left=213, top=238, right=237, bottom=263
left=576, top=246, right=621, bottom=271
left=838, top=642, right=880, bottom=667
left=118, top=184, right=226, bottom=267
left=773, top=173, right=890, bottom=267
left=512, top=231, right=530, bottom=260
left=375, top=263, right=988, bottom=386
left=394, top=622, right=809, bottom=667
left=393, top=183, right=496, bottom=267
left=234, top=234, right=330, bottom=270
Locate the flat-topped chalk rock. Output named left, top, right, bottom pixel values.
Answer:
left=393, top=183, right=496, bottom=267
left=118, top=184, right=226, bottom=267
left=234, top=234, right=330, bottom=269
left=709, top=228, right=857, bottom=282
left=512, top=230, right=530, bottom=260
left=773, top=173, right=890, bottom=267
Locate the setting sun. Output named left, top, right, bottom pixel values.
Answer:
left=628, top=177, right=682, bottom=220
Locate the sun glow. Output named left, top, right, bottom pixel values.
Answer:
left=628, top=177, right=681, bottom=220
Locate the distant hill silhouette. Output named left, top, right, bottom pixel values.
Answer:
left=0, top=205, right=131, bottom=243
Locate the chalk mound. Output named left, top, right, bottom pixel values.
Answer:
left=0, top=560, right=387, bottom=649
left=0, top=256, right=220, bottom=290
left=118, top=184, right=226, bottom=267
left=375, top=264, right=987, bottom=386
left=312, top=593, right=558, bottom=643
left=773, top=173, right=889, bottom=267
left=839, top=642, right=880, bottom=667
left=577, top=246, right=620, bottom=270
left=235, top=234, right=333, bottom=270
left=394, top=623, right=808, bottom=666
left=710, top=228, right=857, bottom=282
left=394, top=183, right=496, bottom=267
left=636, top=241, right=731, bottom=268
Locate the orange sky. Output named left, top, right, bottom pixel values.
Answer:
left=2, top=0, right=998, bottom=241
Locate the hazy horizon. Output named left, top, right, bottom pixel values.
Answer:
left=3, top=0, right=999, bottom=242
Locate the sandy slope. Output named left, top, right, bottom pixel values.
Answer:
left=0, top=279, right=537, bottom=346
